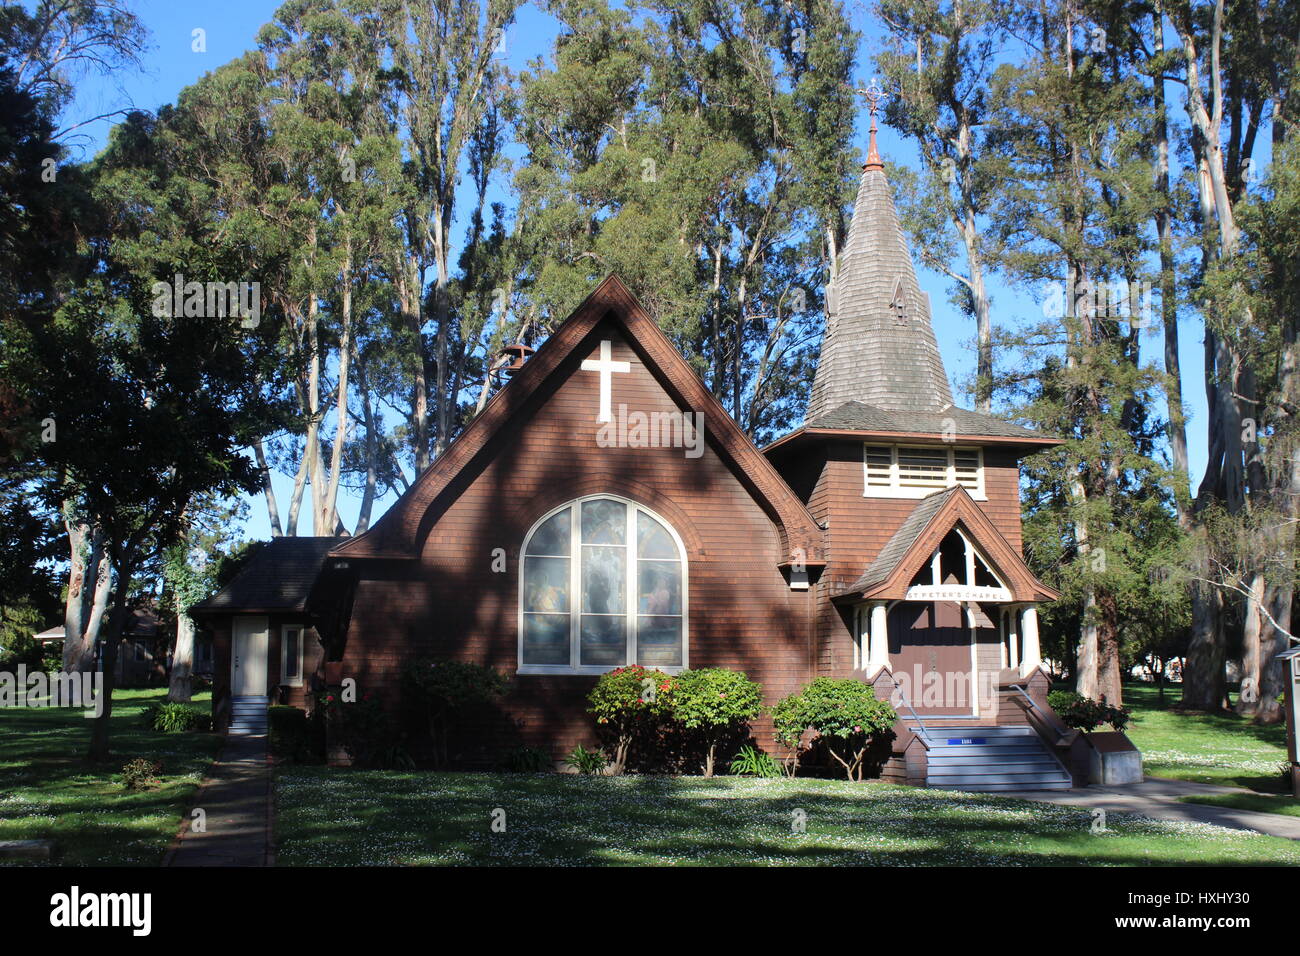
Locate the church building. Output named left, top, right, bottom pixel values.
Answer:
left=194, top=113, right=1079, bottom=791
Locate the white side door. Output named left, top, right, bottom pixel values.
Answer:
left=231, top=616, right=269, bottom=697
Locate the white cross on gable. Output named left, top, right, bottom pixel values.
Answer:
left=580, top=339, right=630, bottom=423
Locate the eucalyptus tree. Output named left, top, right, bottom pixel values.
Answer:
left=985, top=0, right=1169, bottom=705
left=376, top=0, right=519, bottom=468
left=1163, top=0, right=1291, bottom=712
left=512, top=0, right=858, bottom=443
left=0, top=0, right=146, bottom=139
left=874, top=0, right=1010, bottom=412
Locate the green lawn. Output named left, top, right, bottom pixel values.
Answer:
left=273, top=768, right=1300, bottom=866
left=1120, top=683, right=1291, bottom=792
left=0, top=687, right=219, bottom=866
left=1179, top=792, right=1300, bottom=818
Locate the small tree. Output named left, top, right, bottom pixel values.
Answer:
left=587, top=665, right=675, bottom=775
left=771, top=692, right=809, bottom=777
left=776, top=678, right=897, bottom=781
left=672, top=668, right=763, bottom=777
left=402, top=659, right=509, bottom=767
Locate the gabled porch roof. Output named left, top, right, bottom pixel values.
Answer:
left=833, top=485, right=1059, bottom=605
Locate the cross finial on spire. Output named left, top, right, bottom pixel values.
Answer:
left=854, top=78, right=888, bottom=171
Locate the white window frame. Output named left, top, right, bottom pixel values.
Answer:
left=863, top=443, right=986, bottom=499
left=281, top=625, right=304, bottom=687
left=517, top=494, right=689, bottom=676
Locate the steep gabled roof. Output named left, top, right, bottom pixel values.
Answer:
left=834, top=485, right=1059, bottom=604
left=797, top=128, right=1058, bottom=450
left=331, top=275, right=825, bottom=567
left=191, top=537, right=345, bottom=615
left=808, top=158, right=952, bottom=418
left=850, top=487, right=961, bottom=593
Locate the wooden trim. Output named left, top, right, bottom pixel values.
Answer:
left=280, top=624, right=304, bottom=688
left=332, top=275, right=824, bottom=566
left=838, top=486, right=1061, bottom=604
left=765, top=427, right=1062, bottom=457
left=516, top=494, right=689, bottom=675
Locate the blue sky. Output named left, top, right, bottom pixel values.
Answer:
left=62, top=0, right=1212, bottom=543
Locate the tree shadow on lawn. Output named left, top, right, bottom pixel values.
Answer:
left=0, top=696, right=220, bottom=865
left=1125, top=683, right=1288, bottom=750
left=272, top=770, right=1300, bottom=867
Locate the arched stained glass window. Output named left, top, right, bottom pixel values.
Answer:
left=520, top=496, right=687, bottom=673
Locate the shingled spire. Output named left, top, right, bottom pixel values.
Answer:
left=808, top=84, right=953, bottom=421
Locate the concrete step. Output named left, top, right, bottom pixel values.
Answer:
left=932, top=779, right=1073, bottom=792
left=921, top=724, right=1071, bottom=792
left=927, top=745, right=1049, bottom=758
left=929, top=757, right=1062, bottom=772
left=911, top=726, right=1036, bottom=738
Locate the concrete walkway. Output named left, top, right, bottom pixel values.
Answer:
left=163, top=734, right=272, bottom=867
left=1003, top=776, right=1300, bottom=840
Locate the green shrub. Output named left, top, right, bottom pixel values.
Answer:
left=1049, top=691, right=1131, bottom=732
left=770, top=692, right=808, bottom=776
left=672, top=667, right=764, bottom=776
left=502, top=744, right=552, bottom=773
left=587, top=665, right=676, bottom=774
left=121, top=758, right=163, bottom=790
left=772, top=678, right=896, bottom=781
left=402, top=659, right=509, bottom=767
left=142, top=701, right=212, bottom=733
left=728, top=744, right=782, bottom=778
left=269, top=705, right=317, bottom=762
left=317, top=690, right=404, bottom=768
left=565, top=744, right=608, bottom=775
left=373, top=741, right=416, bottom=770
left=1047, top=690, right=1079, bottom=714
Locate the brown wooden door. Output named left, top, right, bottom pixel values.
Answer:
left=888, top=601, right=973, bottom=715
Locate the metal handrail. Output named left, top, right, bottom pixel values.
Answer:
left=1008, top=683, right=1068, bottom=740
left=1008, top=683, right=1042, bottom=715
left=895, top=687, right=932, bottom=744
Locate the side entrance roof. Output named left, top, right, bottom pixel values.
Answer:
left=834, top=486, right=1059, bottom=604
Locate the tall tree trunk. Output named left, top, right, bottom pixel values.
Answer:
left=432, top=211, right=452, bottom=458
left=167, top=608, right=194, bottom=703
left=355, top=348, right=379, bottom=535
left=89, top=569, right=134, bottom=761
left=61, top=512, right=109, bottom=674
left=397, top=258, right=430, bottom=473
left=1152, top=3, right=1190, bottom=524
left=1185, top=585, right=1226, bottom=710
left=304, top=290, right=329, bottom=535
left=253, top=439, right=283, bottom=537
left=1096, top=590, right=1123, bottom=705
left=1258, top=579, right=1293, bottom=724
left=1076, top=585, right=1100, bottom=699
left=285, top=450, right=309, bottom=537
left=966, top=223, right=993, bottom=414
left=322, top=240, right=353, bottom=534
left=1236, top=572, right=1264, bottom=716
